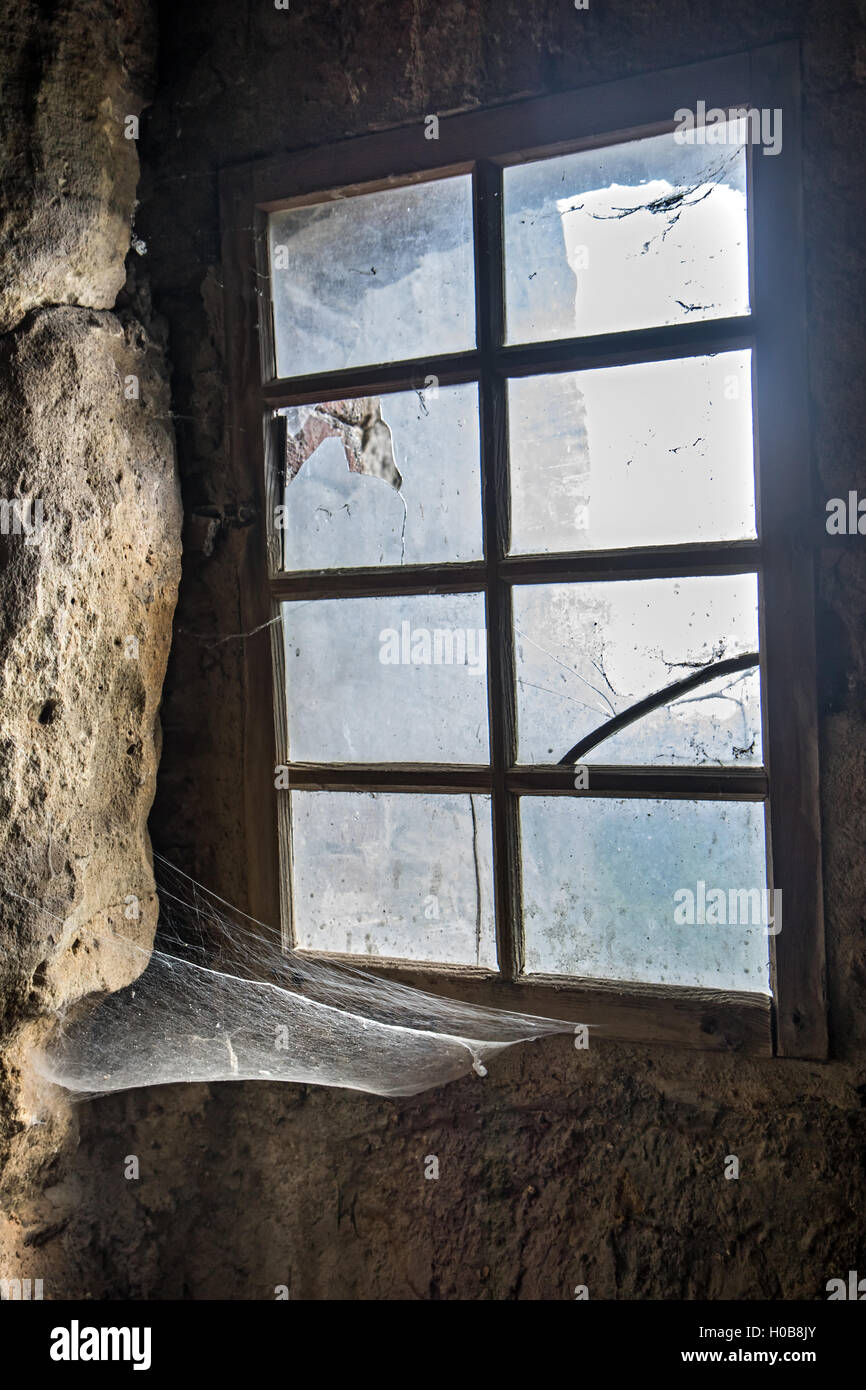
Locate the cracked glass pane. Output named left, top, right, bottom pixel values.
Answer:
left=276, top=384, right=482, bottom=571
left=268, top=175, right=475, bottom=377
left=513, top=573, right=761, bottom=765
left=520, top=796, right=771, bottom=991
left=503, top=123, right=749, bottom=343
left=282, top=593, right=489, bottom=763
left=290, top=791, right=496, bottom=966
left=508, top=352, right=756, bottom=555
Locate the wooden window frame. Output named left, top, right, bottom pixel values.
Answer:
left=219, top=40, right=826, bottom=1059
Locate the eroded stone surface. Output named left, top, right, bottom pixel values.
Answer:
left=0, top=0, right=181, bottom=1285
left=0, top=0, right=155, bottom=333
left=0, top=305, right=181, bottom=1252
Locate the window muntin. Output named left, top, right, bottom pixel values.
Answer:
left=224, top=47, right=825, bottom=1054
left=266, top=145, right=767, bottom=991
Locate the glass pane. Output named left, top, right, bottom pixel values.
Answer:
left=291, top=791, right=496, bottom=966
left=520, top=797, right=771, bottom=991
left=276, top=384, right=482, bottom=571
left=514, top=574, right=761, bottom=765
left=503, top=124, right=749, bottom=343
left=269, top=175, right=475, bottom=377
left=508, top=352, right=756, bottom=555
left=282, top=593, right=489, bottom=763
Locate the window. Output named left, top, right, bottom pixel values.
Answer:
left=220, top=41, right=826, bottom=1058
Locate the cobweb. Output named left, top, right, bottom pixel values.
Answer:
left=35, top=857, right=585, bottom=1099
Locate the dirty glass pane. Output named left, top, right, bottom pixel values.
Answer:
left=508, top=352, right=756, bottom=555
left=269, top=175, right=475, bottom=377
left=276, top=384, right=482, bottom=571
left=521, top=797, right=771, bottom=991
left=513, top=574, right=761, bottom=765
left=290, top=791, right=496, bottom=966
left=282, top=593, right=489, bottom=763
left=503, top=124, right=749, bottom=343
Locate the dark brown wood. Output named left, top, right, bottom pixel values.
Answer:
left=279, top=762, right=768, bottom=798
left=233, top=49, right=751, bottom=209
left=263, top=413, right=285, bottom=577
left=749, top=42, right=827, bottom=1058
left=256, top=160, right=475, bottom=213
left=269, top=543, right=760, bottom=594
left=254, top=207, right=278, bottom=384
left=496, top=316, right=755, bottom=378
left=285, top=763, right=494, bottom=793
left=218, top=168, right=282, bottom=931
left=497, top=542, right=762, bottom=583
left=294, top=954, right=773, bottom=1055
left=506, top=765, right=768, bottom=799
left=270, top=562, right=485, bottom=599
left=220, top=41, right=825, bottom=1058
left=261, top=351, right=480, bottom=404
left=476, top=159, right=523, bottom=982
left=269, top=598, right=294, bottom=950
left=260, top=316, right=754, bottom=403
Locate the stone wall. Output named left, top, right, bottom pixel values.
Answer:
left=0, top=0, right=181, bottom=1287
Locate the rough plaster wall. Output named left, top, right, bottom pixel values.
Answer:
left=0, top=1, right=181, bottom=1283
left=4, top=0, right=865, bottom=1299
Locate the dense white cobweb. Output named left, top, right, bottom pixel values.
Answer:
left=35, top=857, right=584, bottom=1098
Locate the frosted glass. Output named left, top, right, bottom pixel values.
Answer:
left=282, top=593, right=489, bottom=763
left=520, top=797, right=770, bottom=991
left=291, top=791, right=496, bottom=966
left=269, top=176, right=475, bottom=377
left=504, top=125, right=749, bottom=343
left=277, top=385, right=482, bottom=571
left=508, top=352, right=756, bottom=555
left=514, top=574, right=761, bottom=765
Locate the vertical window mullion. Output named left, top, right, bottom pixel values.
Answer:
left=475, top=159, right=522, bottom=980
left=748, top=46, right=826, bottom=1057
